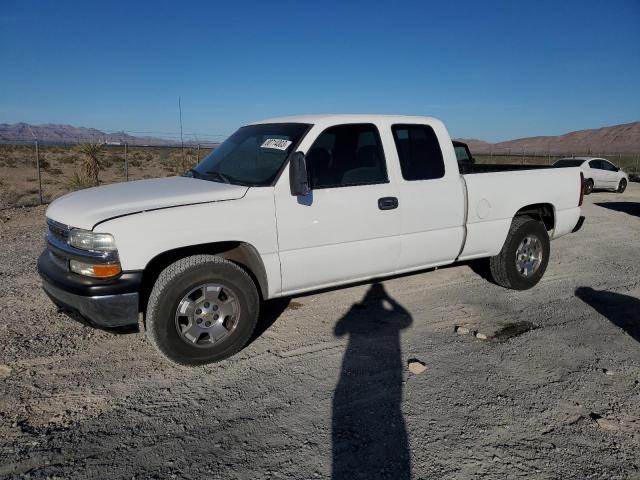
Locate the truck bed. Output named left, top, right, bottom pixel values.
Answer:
left=459, top=163, right=554, bottom=175
left=456, top=164, right=582, bottom=261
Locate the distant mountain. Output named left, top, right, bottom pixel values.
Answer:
left=1, top=121, right=638, bottom=153
left=457, top=121, right=640, bottom=155
left=0, top=123, right=193, bottom=146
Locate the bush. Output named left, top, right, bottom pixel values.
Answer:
left=66, top=172, right=91, bottom=191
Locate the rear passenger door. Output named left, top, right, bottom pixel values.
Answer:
left=274, top=123, right=401, bottom=294
left=391, top=124, right=466, bottom=271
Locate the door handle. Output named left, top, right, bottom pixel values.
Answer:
left=378, top=197, right=399, bottom=210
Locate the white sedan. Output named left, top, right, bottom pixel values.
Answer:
left=553, top=157, right=628, bottom=194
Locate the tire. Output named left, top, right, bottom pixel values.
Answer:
left=146, top=255, right=260, bottom=366
left=489, top=217, right=550, bottom=290
left=584, top=179, right=594, bottom=195
left=617, top=178, right=627, bottom=193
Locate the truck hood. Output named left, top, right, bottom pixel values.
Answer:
left=46, top=176, right=249, bottom=230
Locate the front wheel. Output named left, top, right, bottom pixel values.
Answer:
left=617, top=178, right=627, bottom=193
left=145, top=255, right=260, bottom=366
left=489, top=217, right=550, bottom=290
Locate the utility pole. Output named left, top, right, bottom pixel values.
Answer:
left=178, top=96, right=185, bottom=172
left=124, top=143, right=128, bottom=181
left=27, top=125, right=43, bottom=205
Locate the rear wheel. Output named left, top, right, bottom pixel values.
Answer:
left=617, top=178, right=627, bottom=193
left=584, top=179, right=594, bottom=195
left=146, top=255, right=260, bottom=366
left=489, top=217, right=550, bottom=290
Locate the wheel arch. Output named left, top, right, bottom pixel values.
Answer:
left=514, top=203, right=555, bottom=232
left=139, top=241, right=268, bottom=313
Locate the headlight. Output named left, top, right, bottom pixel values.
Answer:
left=68, top=229, right=117, bottom=252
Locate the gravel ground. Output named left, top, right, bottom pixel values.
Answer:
left=0, top=184, right=639, bottom=479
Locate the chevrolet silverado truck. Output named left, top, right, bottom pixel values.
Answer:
left=38, top=115, right=585, bottom=365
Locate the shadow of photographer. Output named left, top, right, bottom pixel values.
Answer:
left=332, top=282, right=413, bottom=479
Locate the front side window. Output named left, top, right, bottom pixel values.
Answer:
left=392, top=124, right=445, bottom=181
left=192, top=123, right=309, bottom=186
left=602, top=161, right=617, bottom=171
left=306, top=124, right=388, bottom=188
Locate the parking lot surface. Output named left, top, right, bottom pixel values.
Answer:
left=1, top=184, right=639, bottom=479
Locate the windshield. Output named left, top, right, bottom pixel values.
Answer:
left=191, top=123, right=309, bottom=186
left=553, top=159, right=584, bottom=167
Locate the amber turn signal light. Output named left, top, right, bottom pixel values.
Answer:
left=70, top=259, right=122, bottom=278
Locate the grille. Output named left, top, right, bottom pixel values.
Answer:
left=47, top=218, right=70, bottom=243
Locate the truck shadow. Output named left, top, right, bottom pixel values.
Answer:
left=332, top=282, right=412, bottom=480
left=575, top=287, right=640, bottom=343
left=246, top=297, right=291, bottom=345
left=595, top=202, right=640, bottom=218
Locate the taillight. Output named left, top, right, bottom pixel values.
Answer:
left=579, top=172, right=584, bottom=206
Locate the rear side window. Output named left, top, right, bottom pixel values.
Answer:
left=392, top=124, right=445, bottom=180
left=306, top=124, right=388, bottom=188
left=589, top=160, right=602, bottom=169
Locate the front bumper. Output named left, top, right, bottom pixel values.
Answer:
left=38, top=251, right=141, bottom=329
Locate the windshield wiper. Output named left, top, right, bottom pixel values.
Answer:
left=183, top=168, right=201, bottom=179
left=204, top=170, right=232, bottom=184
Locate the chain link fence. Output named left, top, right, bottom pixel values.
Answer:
left=1, top=139, right=638, bottom=209
left=0, top=141, right=216, bottom=209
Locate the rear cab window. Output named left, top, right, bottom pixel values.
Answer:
left=391, top=124, right=445, bottom=180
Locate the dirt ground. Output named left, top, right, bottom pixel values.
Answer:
left=0, top=184, right=639, bottom=479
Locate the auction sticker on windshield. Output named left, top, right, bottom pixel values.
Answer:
left=261, top=138, right=292, bottom=150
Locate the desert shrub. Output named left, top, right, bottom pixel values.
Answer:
left=16, top=194, right=39, bottom=207
left=66, top=172, right=91, bottom=191
left=129, top=159, right=141, bottom=167
left=59, top=157, right=76, bottom=164
left=76, top=143, right=103, bottom=186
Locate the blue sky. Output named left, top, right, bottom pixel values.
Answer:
left=1, top=0, right=638, bottom=142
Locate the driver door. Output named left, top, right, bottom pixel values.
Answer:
left=273, top=123, right=400, bottom=295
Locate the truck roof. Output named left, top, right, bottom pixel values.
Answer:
left=252, top=114, right=442, bottom=125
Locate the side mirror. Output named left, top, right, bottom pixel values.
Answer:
left=289, top=151, right=310, bottom=196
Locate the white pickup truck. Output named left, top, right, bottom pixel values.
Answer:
left=38, top=115, right=585, bottom=365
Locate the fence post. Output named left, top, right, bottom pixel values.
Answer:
left=35, top=139, right=43, bottom=205
left=197, top=144, right=200, bottom=162
left=489, top=145, right=493, bottom=163
left=124, top=143, right=128, bottom=181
